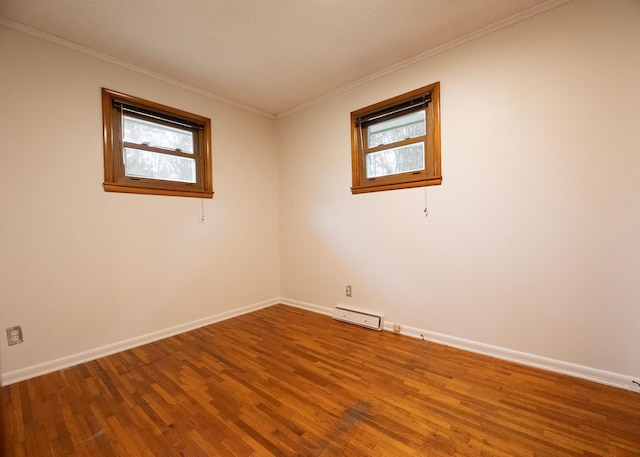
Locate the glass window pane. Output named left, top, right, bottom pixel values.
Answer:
left=367, top=110, right=425, bottom=148
left=123, top=115, right=194, bottom=153
left=124, top=148, right=196, bottom=183
left=366, top=143, right=424, bottom=178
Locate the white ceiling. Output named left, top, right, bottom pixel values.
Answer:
left=0, top=0, right=561, bottom=116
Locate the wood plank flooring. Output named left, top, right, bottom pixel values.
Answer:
left=2, top=304, right=640, bottom=456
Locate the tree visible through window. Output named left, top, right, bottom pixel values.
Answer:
left=102, top=88, right=213, bottom=198
left=350, top=82, right=441, bottom=194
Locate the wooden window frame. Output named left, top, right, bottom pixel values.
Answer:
left=102, top=88, right=213, bottom=198
left=350, top=82, right=441, bottom=194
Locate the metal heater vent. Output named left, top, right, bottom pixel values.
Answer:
left=332, top=306, right=384, bottom=331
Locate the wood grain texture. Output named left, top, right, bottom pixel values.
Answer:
left=2, top=304, right=640, bottom=456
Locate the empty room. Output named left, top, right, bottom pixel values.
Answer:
left=1, top=0, right=639, bottom=455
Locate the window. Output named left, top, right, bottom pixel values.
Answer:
left=350, top=82, right=441, bottom=194
left=102, top=88, right=213, bottom=198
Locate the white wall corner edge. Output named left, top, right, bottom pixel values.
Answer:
left=0, top=298, right=280, bottom=386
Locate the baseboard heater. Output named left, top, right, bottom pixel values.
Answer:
left=332, top=306, right=384, bottom=331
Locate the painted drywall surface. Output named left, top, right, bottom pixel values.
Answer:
left=0, top=26, right=280, bottom=376
left=278, top=0, right=640, bottom=377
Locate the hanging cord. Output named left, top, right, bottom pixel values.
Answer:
left=423, top=187, right=429, bottom=218
left=201, top=199, right=205, bottom=223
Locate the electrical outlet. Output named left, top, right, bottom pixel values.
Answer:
left=392, top=323, right=401, bottom=333
left=6, top=326, right=23, bottom=346
left=346, top=285, right=352, bottom=297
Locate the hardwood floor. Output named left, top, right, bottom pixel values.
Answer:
left=2, top=304, right=640, bottom=456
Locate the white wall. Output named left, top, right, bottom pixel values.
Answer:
left=2, top=0, right=639, bottom=389
left=0, top=25, right=281, bottom=382
left=278, top=0, right=640, bottom=382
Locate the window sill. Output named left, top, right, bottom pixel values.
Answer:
left=103, top=183, right=214, bottom=199
left=350, top=176, right=442, bottom=194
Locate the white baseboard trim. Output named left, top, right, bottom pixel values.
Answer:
left=383, top=321, right=639, bottom=393
left=1, top=298, right=279, bottom=386
left=279, top=298, right=639, bottom=393
left=4, top=297, right=638, bottom=393
left=278, top=297, right=334, bottom=316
